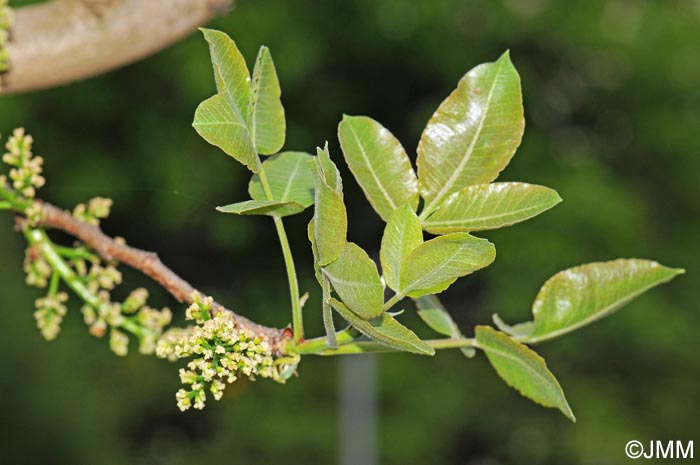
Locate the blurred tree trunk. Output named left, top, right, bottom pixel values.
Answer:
left=1, top=0, right=233, bottom=94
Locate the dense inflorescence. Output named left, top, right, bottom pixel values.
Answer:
left=157, top=292, right=277, bottom=411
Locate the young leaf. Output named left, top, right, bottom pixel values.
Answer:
left=515, top=259, right=685, bottom=344
left=415, top=295, right=475, bottom=358
left=200, top=28, right=251, bottom=116
left=417, top=51, right=524, bottom=213
left=307, top=219, right=322, bottom=284
left=380, top=205, right=423, bottom=293
left=323, top=242, right=384, bottom=319
left=217, top=199, right=305, bottom=217
left=193, top=93, right=257, bottom=172
left=313, top=163, right=347, bottom=265
left=338, top=115, right=419, bottom=221
left=400, top=233, right=496, bottom=298
left=249, top=151, right=315, bottom=208
left=316, top=143, right=342, bottom=194
left=248, top=46, right=286, bottom=155
left=330, top=299, right=434, bottom=355
left=423, top=183, right=561, bottom=234
left=475, top=326, right=575, bottom=421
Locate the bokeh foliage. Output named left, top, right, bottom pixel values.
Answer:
left=0, top=0, right=697, bottom=464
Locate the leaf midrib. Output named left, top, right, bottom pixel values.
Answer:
left=427, top=202, right=550, bottom=226
left=346, top=122, right=398, bottom=211
left=424, top=59, right=505, bottom=213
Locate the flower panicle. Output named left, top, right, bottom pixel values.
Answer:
left=157, top=292, right=277, bottom=411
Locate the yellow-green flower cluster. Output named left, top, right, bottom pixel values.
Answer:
left=73, top=197, right=113, bottom=226
left=34, top=292, right=68, bottom=341
left=23, top=247, right=52, bottom=288
left=156, top=292, right=276, bottom=411
left=0, top=0, right=11, bottom=75
left=2, top=128, right=45, bottom=199
left=82, top=285, right=172, bottom=356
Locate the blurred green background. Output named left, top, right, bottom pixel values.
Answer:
left=1, top=0, right=698, bottom=464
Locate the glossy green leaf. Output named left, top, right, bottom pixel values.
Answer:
left=400, top=233, right=496, bottom=298
left=249, top=151, right=315, bottom=208
left=417, top=52, right=524, bottom=214
left=423, top=183, right=561, bottom=233
left=193, top=93, right=257, bottom=172
left=338, top=115, right=419, bottom=221
left=316, top=143, right=342, bottom=194
left=514, top=259, right=685, bottom=344
left=330, top=299, right=434, bottom=355
left=380, top=205, right=423, bottom=293
left=323, top=242, right=384, bottom=319
left=248, top=46, right=286, bottom=155
left=216, top=199, right=305, bottom=217
left=475, top=326, right=575, bottom=421
left=415, top=295, right=475, bottom=358
left=312, top=162, right=347, bottom=266
left=200, top=28, right=250, bottom=116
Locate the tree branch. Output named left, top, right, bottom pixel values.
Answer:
left=2, top=0, right=234, bottom=94
left=27, top=200, right=287, bottom=347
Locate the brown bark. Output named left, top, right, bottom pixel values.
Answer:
left=2, top=0, right=234, bottom=94
left=32, top=200, right=286, bottom=346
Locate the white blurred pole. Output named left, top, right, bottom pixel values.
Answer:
left=339, top=355, right=378, bottom=465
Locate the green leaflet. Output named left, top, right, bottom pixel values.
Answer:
left=312, top=161, right=347, bottom=265
left=417, top=52, right=524, bottom=214
left=249, top=152, right=315, bottom=208
left=307, top=219, right=322, bottom=285
left=423, top=183, right=561, bottom=233
left=400, top=233, right=496, bottom=298
left=380, top=205, right=423, bottom=293
left=317, top=143, right=343, bottom=194
left=323, top=242, right=384, bottom=320
left=475, top=326, right=575, bottom=421
left=498, top=259, right=685, bottom=344
left=217, top=199, right=305, bottom=217
left=415, top=295, right=475, bottom=358
left=338, top=115, right=419, bottom=221
left=248, top=46, right=286, bottom=155
left=192, top=93, right=258, bottom=172
left=330, top=299, right=434, bottom=355
left=200, top=28, right=251, bottom=116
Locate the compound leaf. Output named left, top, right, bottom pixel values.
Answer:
left=338, top=115, right=419, bottom=221
left=475, top=326, right=575, bottom=421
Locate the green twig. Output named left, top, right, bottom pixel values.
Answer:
left=296, top=335, right=477, bottom=355
left=24, top=227, right=154, bottom=339
left=256, top=160, right=304, bottom=343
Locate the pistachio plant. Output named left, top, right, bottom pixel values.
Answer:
left=0, top=29, right=683, bottom=420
